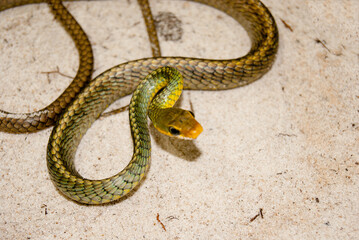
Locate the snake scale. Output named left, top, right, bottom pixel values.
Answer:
left=0, top=0, right=160, bottom=132
left=1, top=0, right=94, bottom=133
left=1, top=0, right=278, bottom=204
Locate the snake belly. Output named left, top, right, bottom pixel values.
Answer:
left=46, top=0, right=279, bottom=204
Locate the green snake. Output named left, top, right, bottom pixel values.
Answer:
left=0, top=0, right=94, bottom=133
left=1, top=0, right=279, bottom=204
left=0, top=0, right=159, bottom=132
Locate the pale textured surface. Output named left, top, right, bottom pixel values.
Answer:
left=0, top=0, right=358, bottom=239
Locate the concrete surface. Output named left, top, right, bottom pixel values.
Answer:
left=0, top=0, right=358, bottom=239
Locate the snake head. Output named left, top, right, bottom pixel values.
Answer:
left=151, top=108, right=203, bottom=139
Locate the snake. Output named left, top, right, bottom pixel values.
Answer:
left=0, top=0, right=159, bottom=133
left=0, top=0, right=94, bottom=133
left=2, top=0, right=279, bottom=204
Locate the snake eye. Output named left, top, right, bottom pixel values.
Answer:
left=189, top=111, right=195, bottom=117
left=169, top=127, right=180, bottom=136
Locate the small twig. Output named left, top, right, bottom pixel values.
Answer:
left=259, top=208, right=263, bottom=218
left=250, top=214, right=259, bottom=222
left=156, top=213, right=167, bottom=231
left=167, top=215, right=179, bottom=221
left=189, top=99, right=194, bottom=115
left=250, top=208, right=264, bottom=222
left=315, top=38, right=331, bottom=53
left=280, top=18, right=293, bottom=32
left=100, top=105, right=129, bottom=118
left=187, top=93, right=197, bottom=118
left=315, top=38, right=343, bottom=56
left=41, top=66, right=73, bottom=83
left=41, top=204, right=48, bottom=215
left=276, top=133, right=297, bottom=137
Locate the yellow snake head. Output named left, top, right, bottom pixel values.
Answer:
left=151, top=108, right=203, bottom=139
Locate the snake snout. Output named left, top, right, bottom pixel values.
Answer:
left=186, top=121, right=203, bottom=139
left=175, top=111, right=203, bottom=140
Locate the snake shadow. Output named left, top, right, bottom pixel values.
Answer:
left=149, top=123, right=202, bottom=161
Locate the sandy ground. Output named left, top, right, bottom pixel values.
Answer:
left=0, top=0, right=358, bottom=239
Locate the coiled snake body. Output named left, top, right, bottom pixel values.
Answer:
left=1, top=0, right=278, bottom=204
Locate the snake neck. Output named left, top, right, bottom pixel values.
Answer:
left=129, top=67, right=183, bottom=137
